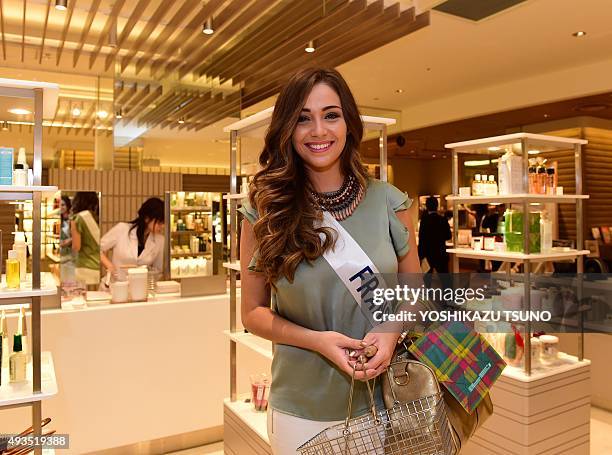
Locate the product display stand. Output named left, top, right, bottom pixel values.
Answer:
left=445, top=133, right=591, bottom=455
left=0, top=79, right=59, bottom=455
left=221, top=108, right=395, bottom=455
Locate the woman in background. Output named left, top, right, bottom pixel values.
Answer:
left=71, top=192, right=101, bottom=286
left=100, top=197, right=165, bottom=282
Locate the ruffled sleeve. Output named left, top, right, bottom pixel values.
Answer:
left=237, top=197, right=260, bottom=271
left=385, top=182, right=413, bottom=258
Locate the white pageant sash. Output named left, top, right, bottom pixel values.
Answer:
left=319, top=211, right=389, bottom=322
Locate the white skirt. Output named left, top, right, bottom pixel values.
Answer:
left=267, top=407, right=343, bottom=455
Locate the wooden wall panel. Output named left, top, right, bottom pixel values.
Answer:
left=540, top=128, right=582, bottom=242
left=583, top=127, right=612, bottom=238
left=48, top=169, right=182, bottom=234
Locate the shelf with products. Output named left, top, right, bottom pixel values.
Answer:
left=0, top=273, right=57, bottom=300
left=0, top=352, right=57, bottom=407
left=170, top=252, right=212, bottom=258
left=446, top=248, right=590, bottom=262
left=446, top=132, right=588, bottom=381
left=446, top=194, right=589, bottom=204
left=171, top=206, right=212, bottom=213
left=222, top=109, right=395, bottom=455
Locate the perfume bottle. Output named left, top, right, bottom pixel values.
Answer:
left=6, top=250, right=20, bottom=289
left=546, top=168, right=556, bottom=195
left=12, top=232, right=27, bottom=282
left=472, top=174, right=482, bottom=196
left=10, top=334, right=27, bottom=382
left=488, top=174, right=498, bottom=195
left=19, top=307, right=29, bottom=361
left=537, top=166, right=547, bottom=194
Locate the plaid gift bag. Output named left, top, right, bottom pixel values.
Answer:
left=408, top=321, right=506, bottom=414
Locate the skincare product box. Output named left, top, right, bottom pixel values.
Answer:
left=0, top=147, right=14, bottom=186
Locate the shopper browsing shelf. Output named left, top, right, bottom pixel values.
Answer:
left=71, top=191, right=101, bottom=286
left=100, top=197, right=165, bottom=281
left=239, top=68, right=421, bottom=454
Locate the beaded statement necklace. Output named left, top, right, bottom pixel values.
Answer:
left=311, top=174, right=364, bottom=221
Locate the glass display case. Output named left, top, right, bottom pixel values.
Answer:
left=163, top=191, right=226, bottom=295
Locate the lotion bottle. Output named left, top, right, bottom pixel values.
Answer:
left=6, top=250, right=20, bottom=289
left=13, top=232, right=27, bottom=282
left=9, top=334, right=27, bottom=383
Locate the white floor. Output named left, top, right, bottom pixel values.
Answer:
left=169, top=406, right=612, bottom=454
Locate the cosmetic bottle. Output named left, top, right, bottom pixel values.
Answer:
left=13, top=163, right=27, bottom=186
left=6, top=250, right=20, bottom=289
left=19, top=307, right=29, bottom=361
left=546, top=168, right=556, bottom=195
left=537, top=166, right=546, bottom=194
left=472, top=174, right=482, bottom=196
left=528, top=166, right=537, bottom=193
left=12, top=233, right=27, bottom=282
left=0, top=310, right=7, bottom=369
left=488, top=174, right=498, bottom=195
left=10, top=334, right=27, bottom=382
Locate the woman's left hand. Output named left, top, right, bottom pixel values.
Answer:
left=348, top=330, right=399, bottom=381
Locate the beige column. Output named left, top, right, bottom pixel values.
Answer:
left=95, top=130, right=114, bottom=170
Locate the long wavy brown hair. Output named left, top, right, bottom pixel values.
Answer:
left=249, top=68, right=370, bottom=286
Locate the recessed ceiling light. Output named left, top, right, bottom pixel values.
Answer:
left=9, top=108, right=31, bottom=115
left=71, top=107, right=81, bottom=117
left=55, top=0, right=67, bottom=11
left=543, top=114, right=550, bottom=118
left=1, top=121, right=9, bottom=131
left=178, top=118, right=185, bottom=124
left=572, top=31, right=586, bottom=37
left=432, top=154, right=436, bottom=158
left=202, top=17, right=214, bottom=35
left=305, top=40, right=315, bottom=53
left=97, top=110, right=108, bottom=119
left=115, top=110, right=123, bottom=119
left=395, top=89, right=403, bottom=94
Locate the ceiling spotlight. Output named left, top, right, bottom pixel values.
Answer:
left=432, top=154, right=436, bottom=158
left=572, top=31, right=586, bottom=37
left=97, top=110, right=108, bottom=119
left=72, top=107, right=81, bottom=117
left=395, top=89, right=403, bottom=94
left=543, top=113, right=550, bottom=118
left=305, top=40, right=316, bottom=53
left=55, top=0, right=67, bottom=10
left=178, top=118, right=185, bottom=124
left=1, top=121, right=9, bottom=131
left=202, top=17, right=214, bottom=35
left=115, top=110, right=123, bottom=119
left=9, top=108, right=31, bottom=115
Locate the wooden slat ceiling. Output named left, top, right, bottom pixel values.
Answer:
left=0, top=0, right=430, bottom=132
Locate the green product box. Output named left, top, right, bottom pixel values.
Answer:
left=504, top=210, right=541, bottom=253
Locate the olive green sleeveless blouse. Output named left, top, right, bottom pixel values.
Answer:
left=239, top=179, right=412, bottom=420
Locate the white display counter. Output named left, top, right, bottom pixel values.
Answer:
left=0, top=293, right=232, bottom=454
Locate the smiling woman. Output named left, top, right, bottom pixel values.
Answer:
left=238, top=68, right=422, bottom=454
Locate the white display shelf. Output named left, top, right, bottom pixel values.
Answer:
left=446, top=248, right=590, bottom=262
left=0, top=352, right=57, bottom=407
left=445, top=132, right=587, bottom=151
left=223, top=330, right=273, bottom=360
left=0, top=273, right=57, bottom=300
left=223, top=261, right=241, bottom=271
left=501, top=353, right=590, bottom=383
left=0, top=185, right=58, bottom=194
left=223, top=193, right=248, bottom=200
left=224, top=397, right=269, bottom=444
left=446, top=194, right=589, bottom=203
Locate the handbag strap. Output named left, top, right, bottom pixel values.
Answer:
left=344, top=361, right=380, bottom=431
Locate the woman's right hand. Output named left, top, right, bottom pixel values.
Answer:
left=314, top=331, right=372, bottom=380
